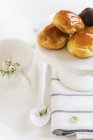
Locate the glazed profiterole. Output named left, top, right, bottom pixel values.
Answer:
left=67, top=27, right=93, bottom=58
left=38, top=8, right=93, bottom=59
left=52, top=10, right=85, bottom=35
left=38, top=24, right=69, bottom=49
left=79, top=7, right=93, bottom=27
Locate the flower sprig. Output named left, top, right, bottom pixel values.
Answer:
left=36, top=107, right=47, bottom=117
left=70, top=115, right=79, bottom=123
left=0, top=58, right=20, bottom=76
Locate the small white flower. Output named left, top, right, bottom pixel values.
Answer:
left=1, top=62, right=8, bottom=70
left=8, top=65, right=15, bottom=71
left=0, top=59, right=20, bottom=76
left=70, top=115, right=79, bottom=123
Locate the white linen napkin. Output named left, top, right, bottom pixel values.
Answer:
left=51, top=70, right=93, bottom=139
left=77, top=133, right=93, bottom=139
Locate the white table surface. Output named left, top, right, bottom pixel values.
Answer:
left=0, top=0, right=92, bottom=140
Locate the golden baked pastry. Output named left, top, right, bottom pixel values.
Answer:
left=67, top=27, right=93, bottom=58
left=38, top=24, right=69, bottom=49
left=53, top=10, right=85, bottom=35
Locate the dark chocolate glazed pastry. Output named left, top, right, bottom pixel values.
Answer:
left=79, top=8, right=93, bottom=27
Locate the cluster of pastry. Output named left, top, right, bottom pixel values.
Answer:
left=38, top=8, right=93, bottom=58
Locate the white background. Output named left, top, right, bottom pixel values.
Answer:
left=0, top=0, right=92, bottom=140
left=0, top=0, right=92, bottom=29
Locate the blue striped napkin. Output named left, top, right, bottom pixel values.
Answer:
left=51, top=70, right=93, bottom=138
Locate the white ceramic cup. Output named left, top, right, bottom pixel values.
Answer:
left=0, top=39, right=34, bottom=88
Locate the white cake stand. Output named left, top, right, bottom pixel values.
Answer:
left=36, top=14, right=93, bottom=91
